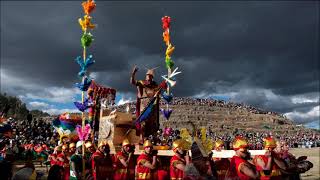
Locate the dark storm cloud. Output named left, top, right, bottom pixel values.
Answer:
left=1, top=1, right=319, bottom=122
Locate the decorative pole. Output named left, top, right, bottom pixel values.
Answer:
left=160, top=16, right=181, bottom=122
left=73, top=0, right=96, bottom=178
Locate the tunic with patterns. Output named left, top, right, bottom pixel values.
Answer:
left=114, top=151, right=135, bottom=180
left=228, top=156, right=256, bottom=180
left=254, top=155, right=282, bottom=180
left=92, top=150, right=114, bottom=180
left=136, top=153, right=157, bottom=180
left=213, top=157, right=230, bottom=180
left=170, top=155, right=185, bottom=180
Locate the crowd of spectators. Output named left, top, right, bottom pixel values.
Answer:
left=0, top=117, right=58, bottom=162
left=116, top=97, right=285, bottom=118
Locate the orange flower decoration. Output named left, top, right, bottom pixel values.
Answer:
left=163, top=30, right=170, bottom=45
left=79, top=15, right=96, bottom=31
left=82, top=0, right=96, bottom=15
left=165, top=43, right=175, bottom=58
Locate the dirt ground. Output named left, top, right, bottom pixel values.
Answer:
left=12, top=148, right=319, bottom=180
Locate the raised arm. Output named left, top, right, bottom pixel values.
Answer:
left=240, top=163, right=260, bottom=179
left=256, top=152, right=272, bottom=170
left=130, top=65, right=138, bottom=85
left=272, top=152, right=287, bottom=170
left=119, top=153, right=132, bottom=168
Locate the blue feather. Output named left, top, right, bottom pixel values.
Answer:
left=75, top=76, right=92, bottom=91
left=75, top=55, right=95, bottom=77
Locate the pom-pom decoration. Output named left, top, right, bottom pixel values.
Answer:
left=161, top=91, right=173, bottom=103
left=76, top=124, right=91, bottom=141
left=165, top=56, right=174, bottom=69
left=82, top=0, right=96, bottom=15
left=79, top=15, right=96, bottom=32
left=161, top=16, right=171, bottom=30
left=164, top=127, right=173, bottom=136
left=75, top=76, right=92, bottom=91
left=162, top=30, right=170, bottom=45
left=74, top=98, right=92, bottom=112
left=76, top=55, right=95, bottom=77
left=81, top=32, right=94, bottom=47
left=165, top=43, right=175, bottom=58
left=180, top=128, right=193, bottom=150
left=160, top=108, right=173, bottom=120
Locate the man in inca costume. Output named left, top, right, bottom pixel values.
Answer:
left=130, top=65, right=167, bottom=143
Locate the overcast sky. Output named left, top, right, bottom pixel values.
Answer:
left=1, top=1, right=319, bottom=128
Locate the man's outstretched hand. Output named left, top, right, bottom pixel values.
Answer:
left=132, top=65, right=138, bottom=75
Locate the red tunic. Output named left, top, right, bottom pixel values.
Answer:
left=254, top=155, right=281, bottom=180
left=114, top=151, right=134, bottom=180
left=57, top=153, right=70, bottom=180
left=49, top=153, right=59, bottom=166
left=229, top=156, right=253, bottom=180
left=213, top=158, right=230, bottom=180
left=92, top=151, right=114, bottom=180
left=170, top=155, right=185, bottom=180
left=136, top=153, right=157, bottom=180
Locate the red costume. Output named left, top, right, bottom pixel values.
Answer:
left=57, top=152, right=70, bottom=180
left=170, top=155, right=185, bottom=180
left=213, top=157, right=230, bottom=180
left=114, top=151, right=134, bottom=180
left=136, top=153, right=156, bottom=180
left=92, top=150, right=114, bottom=180
left=229, top=156, right=254, bottom=180
left=48, top=153, right=58, bottom=166
left=254, top=155, right=282, bottom=180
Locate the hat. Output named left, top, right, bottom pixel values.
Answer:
left=172, top=139, right=184, bottom=152
left=76, top=141, right=83, bottom=148
left=62, top=144, right=68, bottom=150
left=146, top=67, right=158, bottom=77
left=233, top=137, right=248, bottom=150
left=98, top=140, right=109, bottom=148
left=122, top=139, right=130, bottom=147
left=85, top=141, right=93, bottom=148
left=54, top=146, right=62, bottom=151
left=263, top=137, right=277, bottom=149
left=214, top=139, right=224, bottom=149
left=69, top=143, right=76, bottom=148
left=143, top=140, right=153, bottom=148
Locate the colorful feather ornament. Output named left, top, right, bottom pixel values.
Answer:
left=161, top=75, right=176, bottom=88
left=161, top=91, right=173, bottom=103
left=162, top=67, right=182, bottom=83
left=165, top=43, right=175, bottom=58
left=75, top=76, right=92, bottom=91
left=163, top=30, right=170, bottom=45
left=74, top=98, right=92, bottom=112
left=81, top=32, right=94, bottom=47
left=180, top=128, right=193, bottom=150
left=78, top=15, right=96, bottom=32
left=165, top=56, right=174, bottom=69
left=160, top=108, right=173, bottom=120
left=82, top=0, right=96, bottom=15
left=161, top=16, right=171, bottom=30
left=76, top=55, right=95, bottom=77
left=76, top=124, right=91, bottom=141
left=164, top=127, right=173, bottom=136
